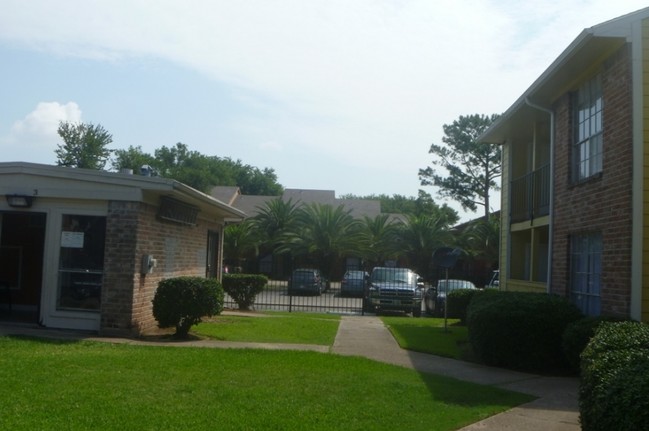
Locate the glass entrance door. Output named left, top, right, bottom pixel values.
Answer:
left=57, top=215, right=106, bottom=311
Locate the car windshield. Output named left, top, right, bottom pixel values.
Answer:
left=293, top=271, right=316, bottom=282
left=371, top=268, right=415, bottom=284
left=344, top=271, right=365, bottom=280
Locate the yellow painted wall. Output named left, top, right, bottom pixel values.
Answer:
left=505, top=279, right=546, bottom=294
left=642, top=19, right=649, bottom=323
left=499, top=143, right=510, bottom=291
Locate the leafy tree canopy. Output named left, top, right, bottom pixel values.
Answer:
left=340, top=190, right=458, bottom=223
left=419, top=113, right=501, bottom=219
left=55, top=121, right=113, bottom=169
left=112, top=142, right=283, bottom=195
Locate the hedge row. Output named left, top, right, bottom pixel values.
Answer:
left=579, top=321, right=649, bottom=431
left=466, top=290, right=583, bottom=373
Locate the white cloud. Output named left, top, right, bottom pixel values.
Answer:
left=0, top=0, right=647, bottom=216
left=1, top=102, right=82, bottom=163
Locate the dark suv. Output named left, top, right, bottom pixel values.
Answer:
left=366, top=267, right=424, bottom=317
left=288, top=268, right=325, bottom=296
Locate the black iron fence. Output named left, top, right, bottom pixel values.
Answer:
left=224, top=279, right=368, bottom=314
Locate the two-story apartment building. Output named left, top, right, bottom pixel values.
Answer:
left=480, top=7, right=649, bottom=322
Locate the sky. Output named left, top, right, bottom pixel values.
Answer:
left=1, top=1, right=647, bottom=221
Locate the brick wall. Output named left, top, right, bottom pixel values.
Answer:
left=102, top=201, right=222, bottom=335
left=551, top=44, right=633, bottom=317
left=101, top=201, right=139, bottom=334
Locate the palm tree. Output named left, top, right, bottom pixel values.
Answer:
left=397, top=214, right=453, bottom=278
left=251, top=198, right=300, bottom=245
left=460, top=215, right=500, bottom=263
left=223, top=220, right=259, bottom=271
left=278, top=203, right=361, bottom=282
left=249, top=198, right=300, bottom=276
left=358, top=214, right=401, bottom=268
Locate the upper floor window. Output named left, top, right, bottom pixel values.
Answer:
left=572, top=74, right=603, bottom=182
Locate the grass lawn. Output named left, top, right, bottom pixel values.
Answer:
left=0, top=336, right=533, bottom=431
left=193, top=312, right=340, bottom=345
left=381, top=316, right=471, bottom=359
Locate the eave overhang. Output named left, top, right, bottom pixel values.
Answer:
left=479, top=6, right=649, bottom=144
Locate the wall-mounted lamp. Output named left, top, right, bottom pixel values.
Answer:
left=6, top=194, right=34, bottom=208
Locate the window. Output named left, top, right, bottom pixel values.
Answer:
left=569, top=233, right=602, bottom=316
left=573, top=74, right=603, bottom=182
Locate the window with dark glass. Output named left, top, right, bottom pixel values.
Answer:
left=57, top=215, right=106, bottom=311
left=572, top=74, right=603, bottom=182
left=569, top=232, right=602, bottom=316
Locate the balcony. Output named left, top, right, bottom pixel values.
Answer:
left=510, top=164, right=550, bottom=223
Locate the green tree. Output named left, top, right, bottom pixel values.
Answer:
left=278, top=203, right=361, bottom=282
left=419, top=113, right=501, bottom=219
left=358, top=214, right=401, bottom=268
left=113, top=142, right=283, bottom=195
left=339, top=190, right=459, bottom=220
left=397, top=214, right=453, bottom=278
left=251, top=198, right=300, bottom=248
left=111, top=145, right=156, bottom=173
left=55, top=121, right=113, bottom=169
left=459, top=215, right=500, bottom=264
left=223, top=220, right=259, bottom=270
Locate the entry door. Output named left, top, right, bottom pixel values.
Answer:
left=57, top=215, right=106, bottom=312
left=0, top=212, right=46, bottom=322
left=41, top=212, right=106, bottom=331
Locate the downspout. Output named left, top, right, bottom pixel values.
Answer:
left=630, top=22, right=643, bottom=321
left=525, top=97, right=554, bottom=294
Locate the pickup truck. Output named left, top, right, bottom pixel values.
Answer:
left=366, top=267, right=424, bottom=317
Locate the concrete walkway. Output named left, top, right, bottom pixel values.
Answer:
left=332, top=316, right=580, bottom=431
left=0, top=314, right=581, bottom=430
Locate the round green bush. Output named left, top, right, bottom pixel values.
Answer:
left=222, top=274, right=268, bottom=310
left=579, top=321, right=649, bottom=431
left=466, top=291, right=582, bottom=373
left=152, top=276, right=224, bottom=338
left=561, top=315, right=625, bottom=373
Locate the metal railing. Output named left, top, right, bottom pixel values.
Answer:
left=510, top=164, right=550, bottom=223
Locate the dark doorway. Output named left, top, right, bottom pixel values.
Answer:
left=0, top=212, right=46, bottom=323
left=206, top=230, right=219, bottom=278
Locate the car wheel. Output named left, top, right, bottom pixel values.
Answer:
left=413, top=307, right=422, bottom=318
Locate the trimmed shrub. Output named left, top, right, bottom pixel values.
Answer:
left=223, top=274, right=268, bottom=310
left=466, top=291, right=582, bottom=373
left=446, top=288, right=479, bottom=324
left=579, top=321, right=649, bottom=431
left=152, top=276, right=224, bottom=338
left=561, top=315, right=625, bottom=373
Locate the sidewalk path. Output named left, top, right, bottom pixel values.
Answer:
left=333, top=316, right=580, bottom=431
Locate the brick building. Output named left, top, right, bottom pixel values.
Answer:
left=0, top=162, right=244, bottom=334
left=480, top=7, right=649, bottom=322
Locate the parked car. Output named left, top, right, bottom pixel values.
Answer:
left=366, top=267, right=424, bottom=317
left=486, top=270, right=499, bottom=289
left=287, top=268, right=325, bottom=296
left=340, top=270, right=369, bottom=297
left=424, top=279, right=477, bottom=316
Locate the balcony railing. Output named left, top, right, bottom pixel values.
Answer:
left=510, top=164, right=550, bottom=223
